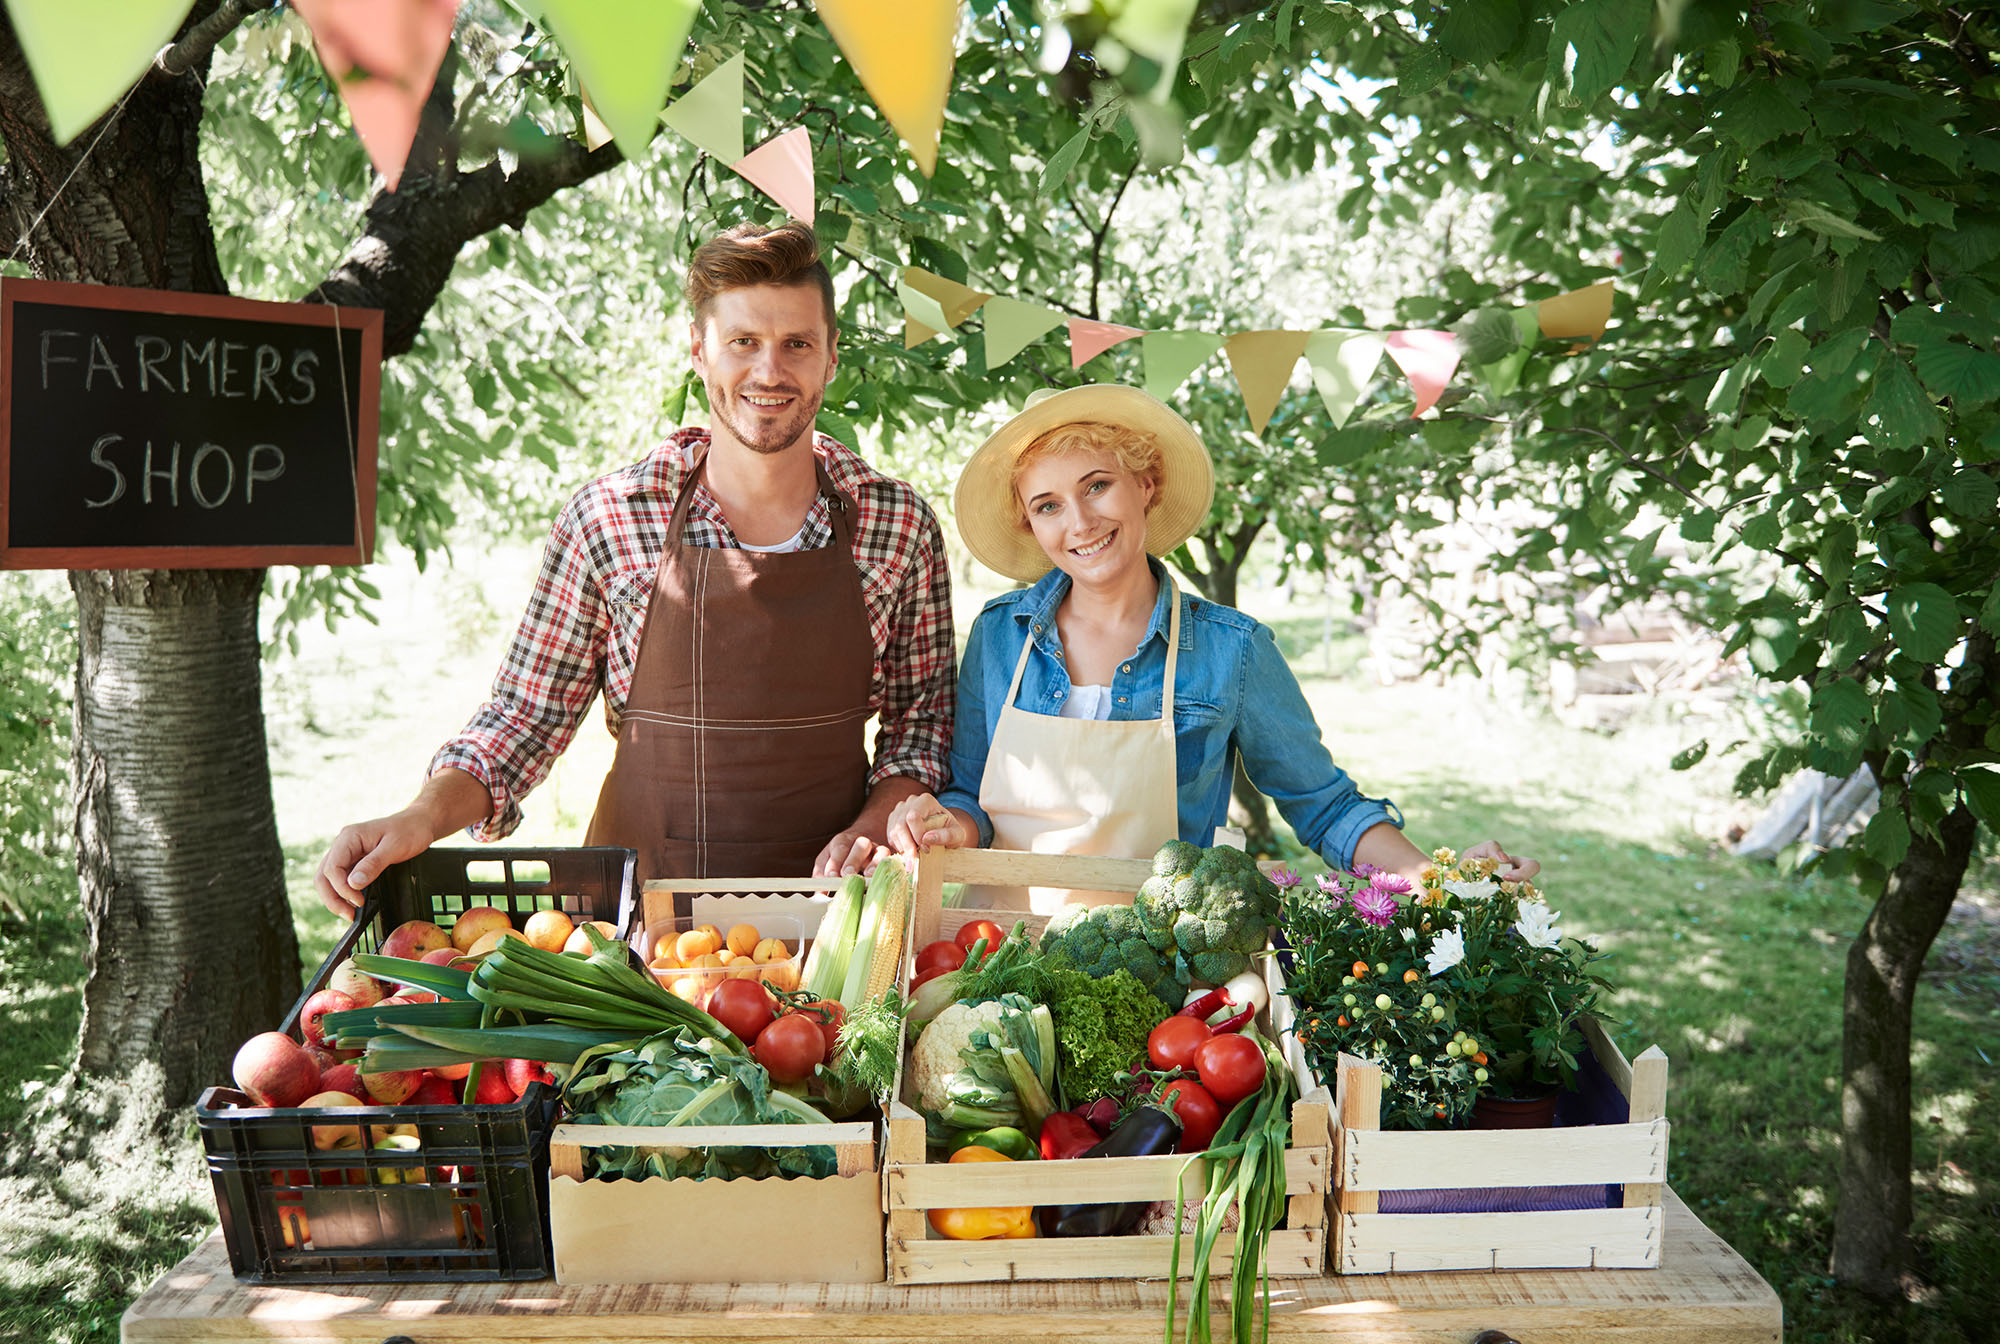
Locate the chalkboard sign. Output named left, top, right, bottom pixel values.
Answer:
left=0, top=278, right=381, bottom=569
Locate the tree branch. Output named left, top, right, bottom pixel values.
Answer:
left=156, top=0, right=261, bottom=80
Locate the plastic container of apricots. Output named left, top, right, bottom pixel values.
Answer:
left=634, top=914, right=805, bottom=1009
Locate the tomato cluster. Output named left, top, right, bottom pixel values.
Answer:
left=704, top=980, right=841, bottom=1083
left=909, top=919, right=1007, bottom=993
left=1139, top=1013, right=1271, bottom=1153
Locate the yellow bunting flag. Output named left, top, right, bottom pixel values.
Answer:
left=1474, top=306, right=1541, bottom=397
left=903, top=267, right=992, bottom=328
left=732, top=126, right=816, bottom=222
left=1302, top=330, right=1389, bottom=427
left=1108, top=0, right=1199, bottom=100
left=904, top=316, right=942, bottom=349
left=814, top=0, right=959, bottom=176
left=981, top=297, right=1068, bottom=369
left=1536, top=279, right=1614, bottom=343
left=1384, top=330, right=1461, bottom=418
left=662, top=51, right=746, bottom=165
left=3, top=0, right=192, bottom=144
left=1224, top=330, right=1313, bottom=434
left=580, top=88, right=615, bottom=151
left=1142, top=331, right=1223, bottom=400
left=293, top=0, right=460, bottom=191
left=539, top=0, right=697, bottom=162
left=1070, top=319, right=1145, bottom=369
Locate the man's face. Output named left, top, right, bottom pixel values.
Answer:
left=690, top=283, right=837, bottom=457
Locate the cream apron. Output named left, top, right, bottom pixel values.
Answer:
left=972, top=573, right=1184, bottom=912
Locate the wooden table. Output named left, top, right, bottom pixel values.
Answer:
left=122, top=1189, right=1780, bottom=1344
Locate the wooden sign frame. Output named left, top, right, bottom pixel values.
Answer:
left=0, top=278, right=382, bottom=570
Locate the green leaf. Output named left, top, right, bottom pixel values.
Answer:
left=1863, top=805, right=1911, bottom=869
left=1670, top=739, right=1709, bottom=771
left=1399, top=41, right=1450, bottom=97
left=1716, top=77, right=1812, bottom=151
left=1747, top=612, right=1800, bottom=675
left=1787, top=330, right=1874, bottom=426
left=1861, top=357, right=1942, bottom=449
left=1981, top=583, right=2000, bottom=637
left=1739, top=510, right=1782, bottom=553
left=1782, top=197, right=1881, bottom=242
left=1680, top=509, right=1717, bottom=544
left=1653, top=199, right=1704, bottom=278
left=1912, top=341, right=2000, bottom=409
left=1696, top=207, right=1767, bottom=296
left=1963, top=767, right=2000, bottom=833
left=1890, top=676, right=1942, bottom=746
left=1828, top=603, right=1873, bottom=667
left=1039, top=126, right=1091, bottom=197
left=1941, top=469, right=1999, bottom=520
left=1545, top=0, right=1646, bottom=106
left=1886, top=583, right=1962, bottom=663
left=1758, top=328, right=1809, bottom=388
left=1438, top=0, right=1521, bottom=65
left=1810, top=677, right=1871, bottom=760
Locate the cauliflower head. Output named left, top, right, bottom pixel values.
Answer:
left=907, top=1000, right=1010, bottom=1114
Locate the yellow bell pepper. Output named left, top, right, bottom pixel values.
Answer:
left=927, top=1144, right=1036, bottom=1239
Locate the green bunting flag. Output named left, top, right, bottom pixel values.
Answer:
left=3, top=0, right=192, bottom=144
left=982, top=297, right=1068, bottom=369
left=1302, top=331, right=1389, bottom=427
left=662, top=51, right=745, bottom=165
left=1142, top=331, right=1223, bottom=400
left=1108, top=0, right=1198, bottom=100
left=539, top=0, right=699, bottom=162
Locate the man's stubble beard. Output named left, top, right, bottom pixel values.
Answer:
left=711, top=381, right=826, bottom=456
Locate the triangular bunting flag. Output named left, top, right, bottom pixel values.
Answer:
left=1223, top=330, right=1313, bottom=434
left=4, top=0, right=192, bottom=145
left=731, top=126, right=816, bottom=222
left=1143, top=331, right=1223, bottom=400
left=904, top=316, right=942, bottom=349
left=1474, top=306, right=1541, bottom=397
left=1070, top=319, right=1145, bottom=369
left=662, top=51, right=745, bottom=165
left=903, top=266, right=991, bottom=328
left=814, top=0, right=958, bottom=176
left=1302, top=330, right=1388, bottom=427
left=294, top=0, right=460, bottom=191
left=982, top=297, right=1068, bottom=369
left=539, top=0, right=697, bottom=162
left=580, top=87, right=615, bottom=151
left=1537, top=280, right=1614, bottom=342
left=1384, top=330, right=1462, bottom=418
left=1107, top=0, right=1198, bottom=100
left=897, top=281, right=952, bottom=339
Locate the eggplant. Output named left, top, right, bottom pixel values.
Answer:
left=1036, top=1104, right=1182, bottom=1237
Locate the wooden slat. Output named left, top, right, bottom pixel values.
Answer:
left=916, top=847, right=1155, bottom=893
left=120, top=1190, right=1782, bottom=1343
left=553, top=1121, right=873, bottom=1151
left=1625, top=1046, right=1672, bottom=1212
left=1344, top=1119, right=1669, bottom=1191
left=638, top=879, right=841, bottom=928
left=1337, top=1204, right=1663, bottom=1274
left=1581, top=1015, right=1636, bottom=1099
left=1334, top=1054, right=1381, bottom=1218
left=887, top=1146, right=1323, bottom=1209
left=892, top=1228, right=1323, bottom=1285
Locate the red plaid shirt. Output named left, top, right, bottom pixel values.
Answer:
left=432, top=428, right=955, bottom=840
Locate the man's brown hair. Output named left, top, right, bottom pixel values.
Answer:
left=684, top=222, right=837, bottom=334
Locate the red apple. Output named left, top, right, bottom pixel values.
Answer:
left=470, top=1067, right=517, bottom=1105
left=320, top=1062, right=363, bottom=1097
left=362, top=1068, right=423, bottom=1105
left=449, top=906, right=513, bottom=952
left=409, top=1075, right=457, bottom=1106
left=380, top=919, right=448, bottom=960
left=301, top=1090, right=367, bottom=1150
left=232, top=1032, right=321, bottom=1108
left=299, top=989, right=358, bottom=1049
left=503, top=1058, right=555, bottom=1095
left=326, top=958, right=384, bottom=1008
left=419, top=947, right=462, bottom=967
left=303, top=1042, right=343, bottom=1075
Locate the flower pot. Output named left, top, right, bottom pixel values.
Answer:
left=1470, top=1089, right=1561, bottom=1130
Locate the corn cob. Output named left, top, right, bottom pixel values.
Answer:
left=840, top=856, right=910, bottom=1010
left=860, top=857, right=910, bottom=1005
left=802, top=874, right=865, bottom=1001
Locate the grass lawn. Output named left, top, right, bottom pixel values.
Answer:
left=0, top=622, right=1993, bottom=1341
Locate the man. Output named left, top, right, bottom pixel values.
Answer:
left=316, top=222, right=954, bottom=914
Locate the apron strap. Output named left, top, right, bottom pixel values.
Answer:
left=1002, top=569, right=1183, bottom=725
left=669, top=444, right=856, bottom=555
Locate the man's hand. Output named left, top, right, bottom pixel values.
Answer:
left=1461, top=839, right=1540, bottom=882
left=811, top=775, right=934, bottom=876
left=316, top=812, right=436, bottom=917
left=813, top=830, right=881, bottom=878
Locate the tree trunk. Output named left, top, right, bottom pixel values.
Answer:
left=71, top=569, right=298, bottom=1104
left=1179, top=521, right=1276, bottom=853
left=0, top=16, right=297, bottom=1110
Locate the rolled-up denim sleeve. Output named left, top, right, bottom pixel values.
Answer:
left=1232, top=622, right=1400, bottom=870
left=935, top=608, right=1002, bottom=847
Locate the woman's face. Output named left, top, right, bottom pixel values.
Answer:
left=1015, top=447, right=1157, bottom=588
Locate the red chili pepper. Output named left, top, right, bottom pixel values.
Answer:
left=1039, top=1111, right=1100, bottom=1160
left=1179, top=988, right=1254, bottom=1034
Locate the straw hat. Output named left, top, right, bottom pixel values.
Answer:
left=954, top=384, right=1215, bottom=583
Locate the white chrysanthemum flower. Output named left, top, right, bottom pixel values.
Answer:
left=1442, top=878, right=1495, bottom=902
left=1513, top=903, right=1564, bottom=950
left=1425, top=927, right=1467, bottom=976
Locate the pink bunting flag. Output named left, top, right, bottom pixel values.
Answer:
left=1384, top=329, right=1462, bottom=418
left=731, top=126, right=816, bottom=223
left=294, top=0, right=460, bottom=192
left=1069, top=319, right=1144, bottom=369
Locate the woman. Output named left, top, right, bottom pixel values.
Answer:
left=886, top=384, right=1535, bottom=906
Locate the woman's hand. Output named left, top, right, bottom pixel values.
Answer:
left=1462, top=839, right=1540, bottom=882
left=885, top=793, right=976, bottom=856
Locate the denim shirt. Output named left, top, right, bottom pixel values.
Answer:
left=936, top=559, right=1403, bottom=869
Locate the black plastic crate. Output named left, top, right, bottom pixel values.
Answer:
left=200, top=845, right=635, bottom=1283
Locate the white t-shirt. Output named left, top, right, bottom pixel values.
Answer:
left=735, top=523, right=808, bottom=554
left=1060, top=683, right=1116, bottom=721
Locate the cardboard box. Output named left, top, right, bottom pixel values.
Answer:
left=885, top=849, right=1331, bottom=1286
left=547, top=879, right=890, bottom=1285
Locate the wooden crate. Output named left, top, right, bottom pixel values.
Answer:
left=1332, top=1016, right=1671, bottom=1274
left=886, top=848, right=1330, bottom=1285
left=543, top=877, right=900, bottom=1285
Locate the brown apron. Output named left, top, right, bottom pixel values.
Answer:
left=585, top=449, right=874, bottom=884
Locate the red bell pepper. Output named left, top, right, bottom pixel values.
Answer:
left=1039, top=1111, right=1100, bottom=1160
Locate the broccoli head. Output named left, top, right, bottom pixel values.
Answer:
left=1041, top=903, right=1184, bottom=1008
left=1131, top=840, right=1281, bottom=985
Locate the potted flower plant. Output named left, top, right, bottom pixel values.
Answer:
left=1275, top=850, right=1612, bottom=1131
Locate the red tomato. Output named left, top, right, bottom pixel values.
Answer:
left=706, top=979, right=777, bottom=1045
left=1147, top=1015, right=1213, bottom=1072
left=786, top=996, right=846, bottom=1058
left=1161, top=1078, right=1222, bottom=1153
left=914, top=940, right=967, bottom=975
left=753, top=1012, right=825, bottom=1083
left=954, top=919, right=1005, bottom=955
left=1194, top=1033, right=1268, bottom=1108
left=909, top=964, right=953, bottom=992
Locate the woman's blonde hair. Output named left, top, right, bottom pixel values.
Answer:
left=1008, top=421, right=1164, bottom=531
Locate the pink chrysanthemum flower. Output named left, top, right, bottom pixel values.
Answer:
left=1350, top=885, right=1399, bottom=927
left=1351, top=861, right=1382, bottom=880
left=1369, top=871, right=1414, bottom=896
left=1268, top=864, right=1301, bottom=890
left=1316, top=873, right=1350, bottom=901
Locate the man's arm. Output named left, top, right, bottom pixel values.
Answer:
left=315, top=768, right=494, bottom=916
